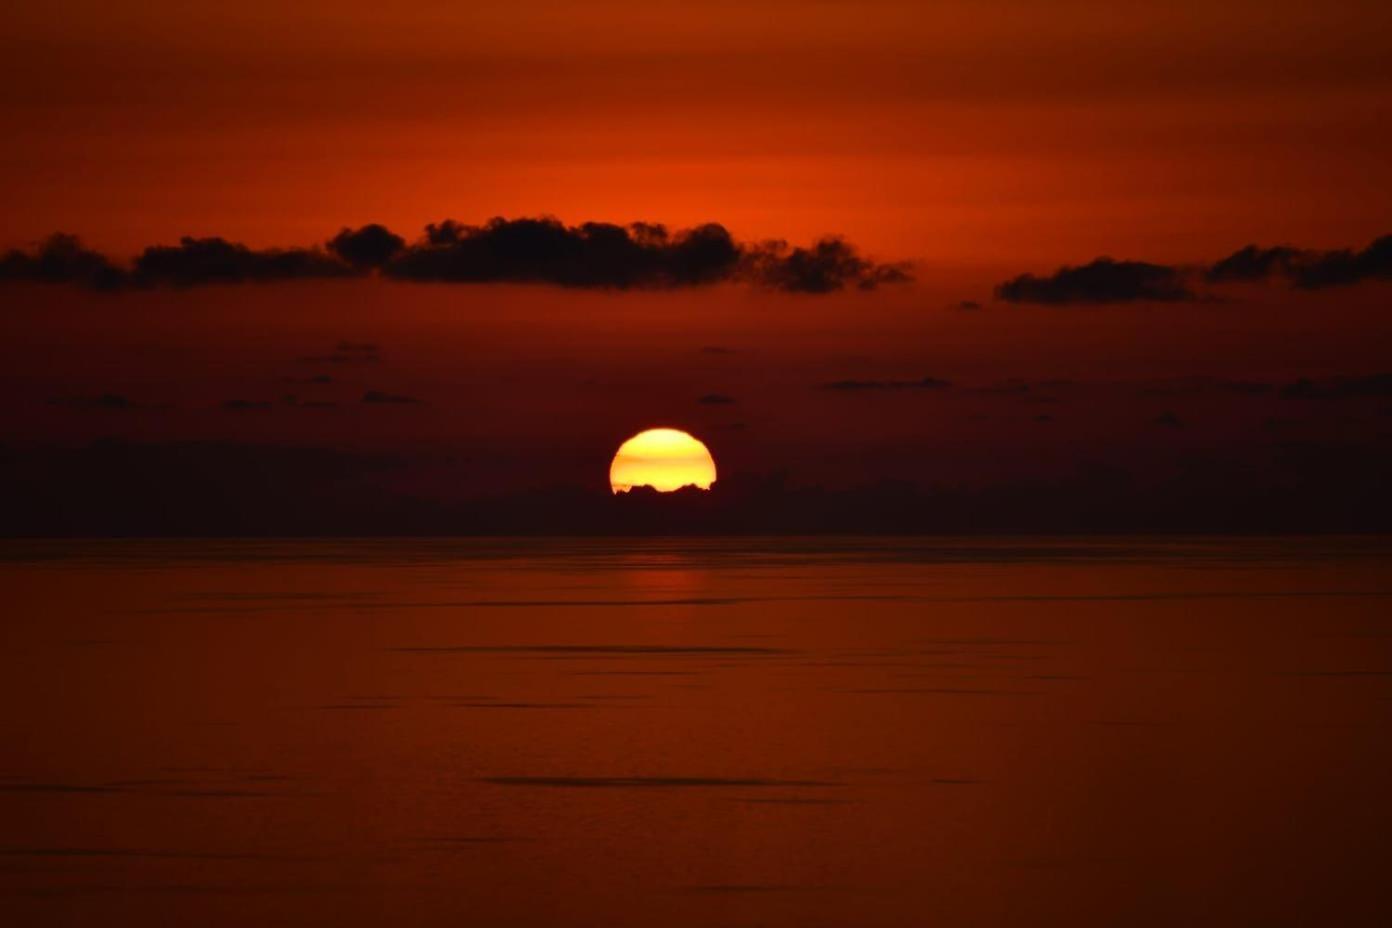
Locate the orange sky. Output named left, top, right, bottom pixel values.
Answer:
left=2, top=1, right=1391, bottom=525
left=4, top=0, right=1390, bottom=265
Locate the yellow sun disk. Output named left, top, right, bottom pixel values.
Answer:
left=609, top=428, right=717, bottom=494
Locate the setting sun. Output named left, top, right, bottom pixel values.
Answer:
left=609, top=428, right=716, bottom=494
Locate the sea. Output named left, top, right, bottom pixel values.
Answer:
left=3, top=537, right=1390, bottom=926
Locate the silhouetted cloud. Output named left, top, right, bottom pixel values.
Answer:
left=698, top=393, right=736, bottom=405
left=996, top=258, right=1195, bottom=304
left=1290, top=235, right=1392, bottom=288
left=741, top=236, right=912, bottom=293
left=1133, top=377, right=1274, bottom=398
left=0, top=234, right=124, bottom=289
left=479, top=776, right=836, bottom=789
left=951, top=300, right=983, bottom=311
left=821, top=376, right=952, bottom=391
left=327, top=225, right=404, bottom=269
left=281, top=394, right=338, bottom=409
left=997, top=233, right=1392, bottom=303
left=134, top=238, right=352, bottom=286
left=398, top=644, right=788, bottom=655
left=388, top=218, right=910, bottom=292
left=972, top=380, right=1031, bottom=396
left=1205, top=244, right=1304, bottom=282
left=388, top=218, right=744, bottom=288
left=221, top=399, right=273, bottom=411
left=1280, top=373, right=1392, bottom=400
left=1206, top=235, right=1392, bottom=289
left=362, top=390, right=418, bottom=404
left=0, top=218, right=909, bottom=293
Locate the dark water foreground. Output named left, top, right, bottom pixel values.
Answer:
left=2, top=537, right=1390, bottom=926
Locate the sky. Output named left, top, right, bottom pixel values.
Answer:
left=2, top=0, right=1390, bottom=532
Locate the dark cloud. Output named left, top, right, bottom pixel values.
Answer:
left=282, top=394, right=338, bottom=409
left=951, top=300, right=983, bottom=311
left=1205, top=244, right=1304, bottom=282
left=1137, top=377, right=1274, bottom=397
left=997, top=232, right=1392, bottom=304
left=388, top=218, right=735, bottom=287
left=134, top=237, right=353, bottom=286
left=1280, top=373, right=1392, bottom=400
left=821, top=376, right=952, bottom=391
left=0, top=440, right=410, bottom=536
left=996, top=258, right=1195, bottom=304
left=362, top=390, right=419, bottom=405
left=6, top=439, right=1392, bottom=536
left=392, top=219, right=718, bottom=288
left=0, top=218, right=908, bottom=294
left=741, top=237, right=912, bottom=293
left=1206, top=234, right=1392, bottom=289
left=388, top=217, right=908, bottom=292
left=972, top=380, right=1031, bottom=396
left=283, top=374, right=334, bottom=385
left=221, top=399, right=273, bottom=411
left=698, top=394, right=736, bottom=405
left=327, top=225, right=405, bottom=269
left=1291, top=235, right=1392, bottom=289
left=0, top=234, right=125, bottom=289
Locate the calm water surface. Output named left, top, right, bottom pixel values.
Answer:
left=2, top=537, right=1391, bottom=926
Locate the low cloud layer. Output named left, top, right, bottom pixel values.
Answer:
left=995, top=259, right=1195, bottom=304
left=9, top=436, right=1392, bottom=535
left=0, top=234, right=125, bottom=290
left=997, top=233, right=1390, bottom=304
left=136, top=238, right=354, bottom=285
left=0, top=218, right=911, bottom=294
left=1280, top=373, right=1392, bottom=400
left=1208, top=235, right=1392, bottom=289
left=362, top=390, right=419, bottom=405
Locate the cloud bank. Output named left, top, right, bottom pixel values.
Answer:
left=995, top=258, right=1195, bottom=304
left=996, top=233, right=1390, bottom=304
left=1209, top=235, right=1392, bottom=289
left=0, top=218, right=911, bottom=294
